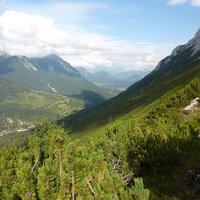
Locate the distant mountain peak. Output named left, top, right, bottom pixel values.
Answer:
left=30, top=54, right=81, bottom=77
left=150, top=28, right=200, bottom=75
left=170, top=28, right=200, bottom=58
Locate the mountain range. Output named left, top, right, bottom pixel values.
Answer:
left=77, top=67, right=149, bottom=91
left=0, top=53, right=112, bottom=99
left=61, top=28, right=200, bottom=132
left=0, top=53, right=115, bottom=132
left=1, top=29, right=200, bottom=136
left=1, top=29, right=200, bottom=200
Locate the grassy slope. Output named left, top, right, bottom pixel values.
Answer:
left=79, top=75, right=200, bottom=199
left=1, top=74, right=199, bottom=199
left=60, top=60, right=200, bottom=133
left=1, top=50, right=200, bottom=199
left=136, top=78, right=200, bottom=200
left=1, top=63, right=200, bottom=199
left=63, top=57, right=200, bottom=199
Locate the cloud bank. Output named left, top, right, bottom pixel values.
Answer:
left=167, top=0, right=200, bottom=7
left=0, top=10, right=173, bottom=71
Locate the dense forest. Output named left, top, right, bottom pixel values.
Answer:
left=0, top=76, right=199, bottom=199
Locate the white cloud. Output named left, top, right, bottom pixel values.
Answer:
left=0, top=10, right=174, bottom=71
left=191, top=0, right=200, bottom=6
left=167, top=0, right=188, bottom=5
left=167, top=0, right=200, bottom=7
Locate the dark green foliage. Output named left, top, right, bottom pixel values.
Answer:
left=131, top=178, right=150, bottom=200
left=1, top=39, right=200, bottom=200
left=1, top=75, right=200, bottom=199
left=0, top=123, right=150, bottom=199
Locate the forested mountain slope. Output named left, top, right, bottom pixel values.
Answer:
left=60, top=29, right=200, bottom=132
left=1, top=29, right=200, bottom=200
left=0, top=53, right=112, bottom=100
left=1, top=71, right=199, bottom=200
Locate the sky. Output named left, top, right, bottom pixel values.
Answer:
left=0, top=0, right=200, bottom=72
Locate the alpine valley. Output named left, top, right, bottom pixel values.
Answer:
left=0, top=53, right=114, bottom=134
left=1, top=26, right=200, bottom=200
left=76, top=67, right=149, bottom=91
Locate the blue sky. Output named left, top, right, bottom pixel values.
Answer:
left=0, top=0, right=199, bottom=71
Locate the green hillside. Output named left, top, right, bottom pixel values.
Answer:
left=0, top=72, right=199, bottom=200
left=1, top=30, right=200, bottom=200
left=60, top=58, right=200, bottom=133
left=60, top=30, right=200, bottom=133
left=1, top=35, right=200, bottom=199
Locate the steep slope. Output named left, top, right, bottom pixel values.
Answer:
left=1, top=72, right=199, bottom=199
left=1, top=31, right=200, bottom=200
left=61, top=29, right=200, bottom=131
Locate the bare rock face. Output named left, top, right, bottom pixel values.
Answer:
left=171, top=28, right=200, bottom=58
left=194, top=28, right=200, bottom=39
left=184, top=98, right=200, bottom=111
left=153, top=28, right=200, bottom=73
left=187, top=29, right=200, bottom=55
